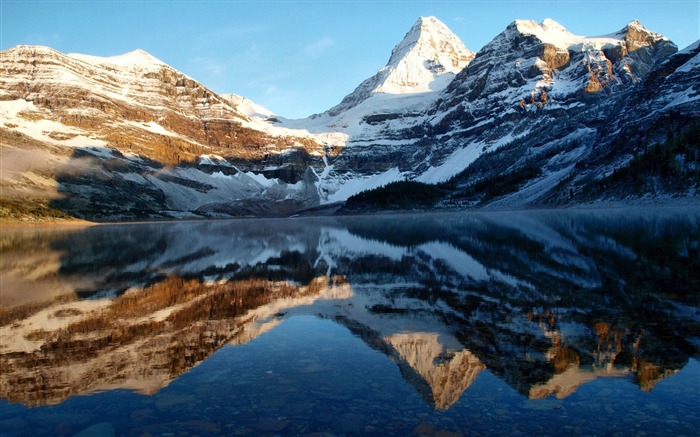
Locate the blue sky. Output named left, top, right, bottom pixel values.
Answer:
left=2, top=1, right=698, bottom=118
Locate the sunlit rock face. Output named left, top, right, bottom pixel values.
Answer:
left=0, top=46, right=323, bottom=164
left=442, top=19, right=674, bottom=118
left=1, top=209, right=698, bottom=407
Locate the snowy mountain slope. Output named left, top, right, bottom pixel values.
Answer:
left=421, top=19, right=677, bottom=180
left=552, top=39, right=700, bottom=204
left=433, top=37, right=698, bottom=210
left=280, top=16, right=473, bottom=147
left=310, top=19, right=679, bottom=204
left=0, top=45, right=323, bottom=161
left=443, top=19, right=675, bottom=114
left=221, top=93, right=277, bottom=122
left=325, top=16, right=474, bottom=117
left=274, top=16, right=476, bottom=201
left=0, top=45, right=329, bottom=220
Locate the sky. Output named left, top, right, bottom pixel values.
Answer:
left=2, top=1, right=699, bottom=118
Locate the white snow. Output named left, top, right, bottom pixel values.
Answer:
left=68, top=49, right=166, bottom=70
left=674, top=44, right=700, bottom=73
left=678, top=39, right=700, bottom=54
left=513, top=18, right=666, bottom=53
left=514, top=19, right=584, bottom=49
left=142, top=121, right=176, bottom=137
left=222, top=94, right=277, bottom=121
left=416, top=144, right=483, bottom=184
left=198, top=154, right=233, bottom=166
left=275, top=15, right=474, bottom=155
left=417, top=133, right=523, bottom=184
left=0, top=99, right=107, bottom=148
left=374, top=16, right=474, bottom=95
left=326, top=167, right=406, bottom=202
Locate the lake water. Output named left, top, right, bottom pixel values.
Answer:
left=0, top=208, right=698, bottom=436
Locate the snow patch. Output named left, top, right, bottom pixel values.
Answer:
left=68, top=49, right=166, bottom=70
left=0, top=99, right=107, bottom=147
left=326, top=167, right=405, bottom=202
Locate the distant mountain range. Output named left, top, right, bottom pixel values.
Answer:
left=1, top=16, right=698, bottom=221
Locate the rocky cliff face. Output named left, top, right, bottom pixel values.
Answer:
left=439, top=35, right=698, bottom=210
left=0, top=46, right=324, bottom=163
left=421, top=19, right=677, bottom=182
left=443, top=19, right=675, bottom=112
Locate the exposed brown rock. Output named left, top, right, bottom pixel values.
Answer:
left=0, top=46, right=323, bottom=167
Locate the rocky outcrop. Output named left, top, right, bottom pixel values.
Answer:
left=312, top=18, right=681, bottom=204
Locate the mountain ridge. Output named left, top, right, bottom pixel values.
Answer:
left=0, top=17, right=697, bottom=222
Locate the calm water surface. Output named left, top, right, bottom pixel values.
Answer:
left=0, top=208, right=698, bottom=436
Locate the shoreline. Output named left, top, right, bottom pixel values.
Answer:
left=0, top=196, right=697, bottom=226
left=0, top=218, right=95, bottom=227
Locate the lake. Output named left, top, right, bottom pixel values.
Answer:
left=0, top=208, right=698, bottom=436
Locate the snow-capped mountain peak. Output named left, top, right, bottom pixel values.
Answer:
left=325, top=16, right=473, bottom=116
left=376, top=15, right=474, bottom=94
left=385, top=16, right=473, bottom=72
left=511, top=18, right=580, bottom=48
left=615, top=19, right=671, bottom=50
left=68, top=48, right=167, bottom=71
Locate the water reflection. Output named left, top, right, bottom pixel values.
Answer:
left=0, top=209, right=698, bottom=414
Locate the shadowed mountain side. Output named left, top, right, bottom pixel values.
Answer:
left=48, top=146, right=325, bottom=221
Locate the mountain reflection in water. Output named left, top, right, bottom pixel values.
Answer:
left=0, top=208, right=698, bottom=434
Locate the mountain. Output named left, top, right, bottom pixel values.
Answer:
left=0, top=46, right=320, bottom=162
left=299, top=18, right=685, bottom=206
left=0, top=18, right=697, bottom=222
left=338, top=20, right=698, bottom=211
left=276, top=16, right=476, bottom=202
left=427, top=25, right=698, bottom=210
left=0, top=45, right=326, bottom=220
left=351, top=18, right=677, bottom=185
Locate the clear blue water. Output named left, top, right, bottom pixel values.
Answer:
left=1, top=208, right=698, bottom=436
